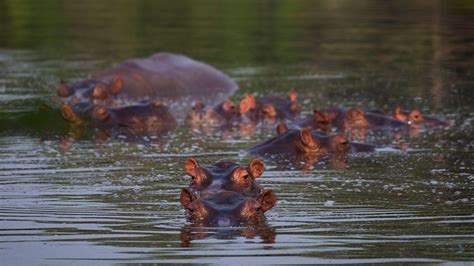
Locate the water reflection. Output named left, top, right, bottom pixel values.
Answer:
left=180, top=222, right=276, bottom=248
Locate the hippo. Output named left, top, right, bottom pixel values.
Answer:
left=183, top=158, right=266, bottom=198
left=247, top=123, right=355, bottom=157
left=392, top=105, right=449, bottom=128
left=61, top=101, right=177, bottom=134
left=58, top=53, right=238, bottom=106
left=180, top=158, right=276, bottom=227
left=185, top=100, right=240, bottom=128
left=322, top=107, right=408, bottom=131
left=239, top=89, right=301, bottom=124
left=295, top=107, right=409, bottom=141
left=295, top=110, right=332, bottom=133
left=246, top=123, right=376, bottom=169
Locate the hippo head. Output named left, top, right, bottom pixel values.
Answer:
left=239, top=90, right=301, bottom=122
left=186, top=100, right=239, bottom=127
left=184, top=158, right=265, bottom=197
left=90, top=78, right=123, bottom=102
left=57, top=78, right=123, bottom=104
left=393, top=105, right=424, bottom=127
left=342, top=108, right=369, bottom=129
left=248, top=123, right=351, bottom=163
left=393, top=105, right=449, bottom=129
left=308, top=110, right=332, bottom=133
left=180, top=188, right=276, bottom=226
left=277, top=124, right=350, bottom=154
left=91, top=101, right=176, bottom=133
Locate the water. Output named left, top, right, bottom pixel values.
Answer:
left=0, top=0, right=473, bottom=264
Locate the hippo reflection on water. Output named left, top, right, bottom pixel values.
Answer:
left=180, top=158, right=276, bottom=226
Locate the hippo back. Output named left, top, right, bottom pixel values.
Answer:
left=95, top=53, right=238, bottom=104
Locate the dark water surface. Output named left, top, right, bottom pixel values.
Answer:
left=0, top=0, right=473, bottom=264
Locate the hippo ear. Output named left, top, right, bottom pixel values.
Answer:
left=57, top=81, right=74, bottom=97
left=258, top=189, right=277, bottom=212
left=180, top=188, right=196, bottom=209
left=231, top=167, right=251, bottom=187
left=92, top=84, right=108, bottom=100
left=184, top=157, right=200, bottom=177
left=61, top=104, right=82, bottom=125
left=393, top=105, right=406, bottom=121
left=247, top=159, right=265, bottom=179
left=276, top=122, right=288, bottom=135
left=239, top=94, right=256, bottom=114
left=299, top=128, right=317, bottom=148
left=111, top=78, right=123, bottom=95
left=288, top=88, right=297, bottom=103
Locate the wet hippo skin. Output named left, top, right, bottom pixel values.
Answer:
left=180, top=158, right=276, bottom=226
left=58, top=52, right=238, bottom=106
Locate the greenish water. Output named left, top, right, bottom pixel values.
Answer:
left=0, top=0, right=473, bottom=264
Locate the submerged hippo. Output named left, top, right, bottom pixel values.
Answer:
left=247, top=123, right=357, bottom=157
left=183, top=158, right=265, bottom=198
left=295, top=107, right=408, bottom=141
left=58, top=53, right=238, bottom=105
left=185, top=100, right=240, bottom=128
left=61, top=101, right=177, bottom=134
left=392, top=105, right=449, bottom=129
left=180, top=158, right=276, bottom=226
left=246, top=123, right=375, bottom=170
left=239, top=89, right=301, bottom=124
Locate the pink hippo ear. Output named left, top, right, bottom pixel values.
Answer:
left=92, top=84, right=108, bottom=100
left=393, top=105, right=407, bottom=121
left=180, top=188, right=196, bottom=209
left=239, top=94, right=256, bottom=114
left=184, top=157, right=200, bottom=177
left=288, top=88, right=297, bottom=103
left=57, top=80, right=74, bottom=97
left=247, top=159, right=265, bottom=179
left=111, top=78, right=123, bottom=95
left=231, top=167, right=251, bottom=188
left=258, top=189, right=277, bottom=212
left=299, top=128, right=318, bottom=149
left=276, top=122, right=288, bottom=135
left=61, top=104, right=82, bottom=125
